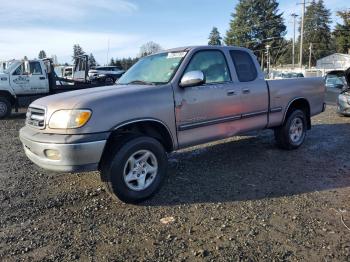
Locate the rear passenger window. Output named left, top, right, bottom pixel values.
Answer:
left=230, top=50, right=257, bottom=82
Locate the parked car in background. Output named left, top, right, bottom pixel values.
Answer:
left=336, top=68, right=350, bottom=116
left=326, top=74, right=345, bottom=89
left=88, top=66, right=125, bottom=83
left=62, top=66, right=73, bottom=79
left=324, top=70, right=347, bottom=105
left=275, top=72, right=304, bottom=79
left=20, top=45, right=325, bottom=203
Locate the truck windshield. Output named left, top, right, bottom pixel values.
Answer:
left=2, top=61, right=19, bottom=74
left=117, top=51, right=187, bottom=85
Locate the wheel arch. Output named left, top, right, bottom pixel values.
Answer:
left=0, top=90, right=16, bottom=105
left=105, top=118, right=175, bottom=153
left=283, top=97, right=311, bottom=129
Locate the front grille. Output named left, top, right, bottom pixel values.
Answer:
left=26, top=107, right=46, bottom=129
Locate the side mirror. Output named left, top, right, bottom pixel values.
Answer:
left=24, top=61, right=31, bottom=75
left=180, top=70, right=205, bottom=88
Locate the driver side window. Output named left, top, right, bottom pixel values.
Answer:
left=184, top=50, right=231, bottom=84
left=13, top=63, right=25, bottom=76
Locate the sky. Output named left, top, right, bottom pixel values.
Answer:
left=0, top=0, right=348, bottom=64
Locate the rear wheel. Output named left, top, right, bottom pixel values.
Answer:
left=100, top=136, right=168, bottom=203
left=0, top=97, right=11, bottom=119
left=274, top=109, right=307, bottom=150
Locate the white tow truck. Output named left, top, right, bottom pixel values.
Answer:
left=0, top=56, right=114, bottom=119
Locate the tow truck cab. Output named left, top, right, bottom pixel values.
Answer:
left=0, top=55, right=114, bottom=119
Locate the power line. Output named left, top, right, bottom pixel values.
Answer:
left=253, top=43, right=290, bottom=53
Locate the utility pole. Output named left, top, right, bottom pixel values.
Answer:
left=298, top=0, right=306, bottom=68
left=265, top=44, right=271, bottom=77
left=291, top=13, right=298, bottom=68
left=261, top=51, right=264, bottom=70
left=308, top=43, right=313, bottom=69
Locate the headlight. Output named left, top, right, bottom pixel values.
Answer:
left=339, top=94, right=347, bottom=103
left=49, top=109, right=92, bottom=129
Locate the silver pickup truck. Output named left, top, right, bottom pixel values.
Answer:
left=20, top=46, right=326, bottom=203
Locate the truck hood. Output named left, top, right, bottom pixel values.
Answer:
left=0, top=73, right=9, bottom=87
left=32, top=84, right=150, bottom=109
left=29, top=83, right=174, bottom=134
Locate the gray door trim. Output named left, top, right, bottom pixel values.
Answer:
left=178, top=107, right=283, bottom=131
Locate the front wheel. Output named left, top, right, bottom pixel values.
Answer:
left=274, top=109, right=307, bottom=150
left=100, top=136, right=168, bottom=203
left=0, top=97, right=12, bottom=119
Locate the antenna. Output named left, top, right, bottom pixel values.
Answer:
left=106, top=38, right=110, bottom=66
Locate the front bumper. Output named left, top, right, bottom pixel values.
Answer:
left=337, top=95, right=350, bottom=116
left=19, top=127, right=108, bottom=172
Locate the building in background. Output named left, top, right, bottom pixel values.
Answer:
left=316, top=53, right=350, bottom=72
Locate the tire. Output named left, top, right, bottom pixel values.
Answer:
left=274, top=109, right=307, bottom=150
left=0, top=96, right=12, bottom=119
left=100, top=135, right=168, bottom=203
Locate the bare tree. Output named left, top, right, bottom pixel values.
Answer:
left=139, top=41, right=162, bottom=57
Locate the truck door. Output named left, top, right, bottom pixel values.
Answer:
left=229, top=50, right=269, bottom=133
left=28, top=61, right=48, bottom=94
left=73, top=58, right=87, bottom=81
left=9, top=62, right=31, bottom=95
left=174, top=49, right=242, bottom=147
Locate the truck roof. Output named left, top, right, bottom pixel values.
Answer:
left=164, top=45, right=253, bottom=53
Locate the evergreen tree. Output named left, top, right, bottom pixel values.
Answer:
left=274, top=39, right=296, bottom=65
left=109, top=58, right=115, bottom=66
left=88, top=53, right=97, bottom=68
left=38, top=50, right=47, bottom=59
left=114, top=59, right=123, bottom=69
left=225, top=0, right=286, bottom=64
left=333, top=11, right=350, bottom=54
left=302, top=0, right=334, bottom=65
left=208, top=27, right=222, bottom=45
left=72, top=44, right=85, bottom=61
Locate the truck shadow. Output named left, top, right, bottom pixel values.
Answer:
left=144, top=123, right=350, bottom=206
left=7, top=112, right=26, bottom=120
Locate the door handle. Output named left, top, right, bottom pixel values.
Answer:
left=227, top=90, right=236, bottom=96
left=242, top=88, right=250, bottom=94
left=39, top=76, right=46, bottom=80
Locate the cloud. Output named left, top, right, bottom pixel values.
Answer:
left=0, top=28, right=142, bottom=64
left=0, top=0, right=138, bottom=23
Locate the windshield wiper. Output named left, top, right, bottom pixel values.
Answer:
left=126, top=80, right=155, bottom=85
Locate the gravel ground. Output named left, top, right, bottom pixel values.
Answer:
left=0, top=106, right=349, bottom=261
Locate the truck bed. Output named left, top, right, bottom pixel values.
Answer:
left=267, top=77, right=326, bottom=128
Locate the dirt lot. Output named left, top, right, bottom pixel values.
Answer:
left=0, top=106, right=349, bottom=261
